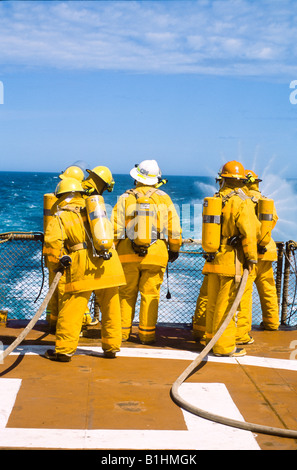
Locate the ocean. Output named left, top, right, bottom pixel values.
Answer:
left=0, top=170, right=297, bottom=242
left=0, top=171, right=296, bottom=324
left=0, top=171, right=213, bottom=239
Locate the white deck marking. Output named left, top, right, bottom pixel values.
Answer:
left=4, top=344, right=297, bottom=371
left=0, top=378, right=260, bottom=450
left=0, top=344, right=295, bottom=449
left=0, top=379, right=21, bottom=428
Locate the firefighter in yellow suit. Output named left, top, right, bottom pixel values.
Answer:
left=236, top=170, right=280, bottom=344
left=81, top=165, right=116, bottom=326
left=202, top=161, right=261, bottom=357
left=192, top=170, right=223, bottom=342
left=43, top=164, right=86, bottom=330
left=111, top=160, right=182, bottom=344
left=43, top=174, right=126, bottom=362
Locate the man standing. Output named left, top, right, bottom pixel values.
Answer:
left=202, top=161, right=261, bottom=357
left=44, top=170, right=126, bottom=362
left=236, top=170, right=280, bottom=345
left=112, top=160, right=182, bottom=344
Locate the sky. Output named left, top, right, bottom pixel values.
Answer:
left=1, top=0, right=297, bottom=178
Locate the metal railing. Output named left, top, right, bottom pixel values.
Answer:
left=0, top=232, right=296, bottom=328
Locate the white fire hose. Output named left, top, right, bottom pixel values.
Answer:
left=171, top=268, right=297, bottom=439
left=0, top=270, right=63, bottom=362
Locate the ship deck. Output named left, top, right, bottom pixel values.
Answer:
left=0, top=320, right=297, bottom=452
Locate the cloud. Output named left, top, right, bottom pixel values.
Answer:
left=1, top=0, right=297, bottom=78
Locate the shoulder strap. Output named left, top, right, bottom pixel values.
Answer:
left=125, top=188, right=158, bottom=200
left=56, top=204, right=82, bottom=214
left=221, top=188, right=251, bottom=206
left=125, top=189, right=142, bottom=199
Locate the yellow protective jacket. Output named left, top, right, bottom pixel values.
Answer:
left=202, top=183, right=261, bottom=277
left=43, top=194, right=126, bottom=293
left=111, top=184, right=182, bottom=267
left=248, top=186, right=278, bottom=262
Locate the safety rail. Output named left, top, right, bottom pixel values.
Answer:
left=0, top=232, right=296, bottom=328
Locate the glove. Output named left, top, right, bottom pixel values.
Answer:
left=243, top=259, right=256, bottom=273
left=59, top=255, right=72, bottom=268
left=168, top=250, right=179, bottom=263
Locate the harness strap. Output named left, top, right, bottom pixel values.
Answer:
left=68, top=242, right=87, bottom=252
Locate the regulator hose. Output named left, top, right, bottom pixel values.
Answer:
left=171, top=268, right=297, bottom=439
left=0, top=270, right=63, bottom=362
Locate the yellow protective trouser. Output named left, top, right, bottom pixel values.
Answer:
left=55, top=286, right=122, bottom=356
left=119, top=263, right=166, bottom=343
left=237, top=261, right=279, bottom=341
left=206, top=273, right=238, bottom=355
left=192, top=275, right=208, bottom=340
left=46, top=268, right=65, bottom=329
left=46, top=268, right=92, bottom=330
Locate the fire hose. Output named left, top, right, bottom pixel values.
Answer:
left=171, top=268, right=297, bottom=439
left=0, top=256, right=71, bottom=363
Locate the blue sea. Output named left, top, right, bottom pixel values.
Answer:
left=0, top=171, right=213, bottom=239
left=0, top=170, right=297, bottom=242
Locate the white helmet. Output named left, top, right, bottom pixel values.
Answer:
left=130, top=160, right=161, bottom=186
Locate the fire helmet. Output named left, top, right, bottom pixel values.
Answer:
left=130, top=160, right=161, bottom=186
left=59, top=165, right=85, bottom=182
left=86, top=166, right=115, bottom=192
left=245, top=169, right=262, bottom=183
left=220, top=160, right=246, bottom=180
left=55, top=177, right=85, bottom=197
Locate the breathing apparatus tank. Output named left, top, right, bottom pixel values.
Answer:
left=85, top=195, right=114, bottom=260
left=133, top=195, right=157, bottom=253
left=257, top=197, right=274, bottom=250
left=202, top=196, right=222, bottom=261
left=43, top=193, right=58, bottom=233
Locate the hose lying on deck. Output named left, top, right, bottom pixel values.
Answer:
left=0, top=270, right=62, bottom=362
left=171, top=268, right=297, bottom=439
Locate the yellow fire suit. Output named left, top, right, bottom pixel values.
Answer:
left=236, top=186, right=279, bottom=342
left=43, top=193, right=92, bottom=330
left=44, top=193, right=126, bottom=357
left=43, top=193, right=66, bottom=329
left=202, top=181, right=261, bottom=355
left=192, top=275, right=208, bottom=341
left=111, top=183, right=182, bottom=343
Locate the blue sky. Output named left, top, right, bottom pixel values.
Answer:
left=1, top=0, right=297, bottom=178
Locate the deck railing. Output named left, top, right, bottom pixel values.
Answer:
left=0, top=232, right=296, bottom=328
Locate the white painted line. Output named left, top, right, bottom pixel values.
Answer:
left=0, top=380, right=260, bottom=450
left=0, top=379, right=22, bottom=429
left=180, top=383, right=260, bottom=450
left=4, top=344, right=297, bottom=371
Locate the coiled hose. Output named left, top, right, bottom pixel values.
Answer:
left=171, top=268, right=297, bottom=439
left=0, top=271, right=62, bottom=362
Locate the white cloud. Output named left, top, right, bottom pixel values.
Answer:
left=0, top=0, right=297, bottom=78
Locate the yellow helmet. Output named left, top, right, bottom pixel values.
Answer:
left=55, top=177, right=85, bottom=197
left=59, top=165, right=85, bottom=182
left=220, top=160, right=246, bottom=180
left=86, top=166, right=115, bottom=192
left=245, top=169, right=262, bottom=183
